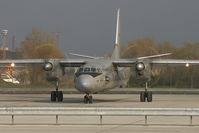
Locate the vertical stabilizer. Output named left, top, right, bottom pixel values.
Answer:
left=111, top=8, right=120, bottom=59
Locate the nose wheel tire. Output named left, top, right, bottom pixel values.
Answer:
left=147, top=91, right=152, bottom=102
left=140, top=92, right=145, bottom=102
left=84, top=95, right=93, bottom=104
left=88, top=96, right=93, bottom=104
left=57, top=91, right=63, bottom=102
left=51, top=91, right=63, bottom=102
left=84, top=95, right=88, bottom=104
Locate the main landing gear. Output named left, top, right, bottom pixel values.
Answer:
left=140, top=82, right=152, bottom=102
left=84, top=94, right=93, bottom=104
left=51, top=81, right=63, bottom=102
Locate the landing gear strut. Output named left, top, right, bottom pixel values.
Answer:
left=51, top=81, right=63, bottom=102
left=140, top=82, right=152, bottom=102
left=84, top=94, right=93, bottom=104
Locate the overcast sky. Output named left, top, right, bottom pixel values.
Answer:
left=0, top=0, right=199, bottom=56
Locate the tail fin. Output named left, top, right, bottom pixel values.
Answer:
left=111, top=8, right=120, bottom=59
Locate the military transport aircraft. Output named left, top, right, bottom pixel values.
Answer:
left=1, top=9, right=199, bottom=103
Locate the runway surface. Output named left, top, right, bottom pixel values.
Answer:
left=0, top=94, right=199, bottom=133
left=1, top=125, right=199, bottom=133
left=0, top=93, right=198, bottom=107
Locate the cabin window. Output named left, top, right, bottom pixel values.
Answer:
left=84, top=67, right=90, bottom=72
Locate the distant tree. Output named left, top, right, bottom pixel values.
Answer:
left=156, top=41, right=176, bottom=54
left=121, top=38, right=199, bottom=88
left=36, top=44, right=63, bottom=58
left=121, top=38, right=158, bottom=58
left=26, top=27, right=56, bottom=45
left=16, top=27, right=63, bottom=83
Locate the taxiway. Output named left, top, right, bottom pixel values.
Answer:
left=0, top=94, right=198, bottom=133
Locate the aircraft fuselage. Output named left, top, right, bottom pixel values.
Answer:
left=74, top=59, right=131, bottom=94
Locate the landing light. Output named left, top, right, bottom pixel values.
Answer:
left=185, top=63, right=189, bottom=67
left=11, top=63, right=15, bottom=67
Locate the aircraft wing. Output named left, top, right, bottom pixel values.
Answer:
left=112, top=59, right=137, bottom=67
left=113, top=58, right=199, bottom=67
left=60, top=59, right=86, bottom=67
left=0, top=59, right=44, bottom=64
left=150, top=59, right=199, bottom=66
left=69, top=52, right=103, bottom=59
left=0, top=59, right=86, bottom=67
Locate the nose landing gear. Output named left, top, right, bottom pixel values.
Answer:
left=84, top=94, right=93, bottom=104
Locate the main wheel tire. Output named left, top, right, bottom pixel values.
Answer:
left=84, top=95, right=89, bottom=104
left=147, top=91, right=152, bottom=102
left=88, top=96, right=93, bottom=104
left=57, top=91, right=63, bottom=102
left=51, top=91, right=56, bottom=102
left=140, top=92, right=145, bottom=102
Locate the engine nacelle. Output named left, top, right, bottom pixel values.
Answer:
left=135, top=62, right=145, bottom=71
left=43, top=59, right=65, bottom=82
left=135, top=61, right=151, bottom=81
left=43, top=62, right=53, bottom=71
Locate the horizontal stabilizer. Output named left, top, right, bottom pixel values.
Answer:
left=137, top=53, right=172, bottom=60
left=69, top=52, right=103, bottom=59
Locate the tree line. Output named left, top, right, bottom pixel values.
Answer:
left=121, top=38, right=199, bottom=88
left=16, top=27, right=64, bottom=84
left=16, top=28, right=199, bottom=88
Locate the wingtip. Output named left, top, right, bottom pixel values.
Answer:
left=166, top=53, right=172, bottom=55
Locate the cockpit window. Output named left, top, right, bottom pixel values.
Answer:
left=76, top=67, right=102, bottom=77
left=78, top=67, right=102, bottom=73
left=91, top=68, right=96, bottom=72
left=79, top=68, right=83, bottom=72
left=84, top=67, right=90, bottom=72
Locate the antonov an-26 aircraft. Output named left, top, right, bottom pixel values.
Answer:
left=1, top=9, right=199, bottom=103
